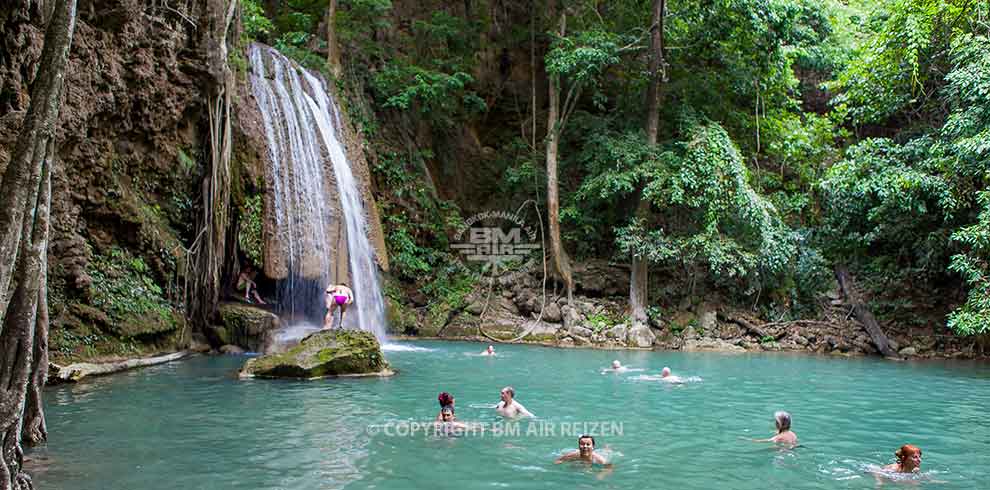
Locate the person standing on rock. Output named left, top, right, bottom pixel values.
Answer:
left=324, top=283, right=354, bottom=330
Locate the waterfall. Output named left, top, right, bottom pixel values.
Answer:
left=248, top=43, right=387, bottom=341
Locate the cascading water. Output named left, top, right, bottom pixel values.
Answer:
left=248, top=43, right=387, bottom=342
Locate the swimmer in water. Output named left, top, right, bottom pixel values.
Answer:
left=555, top=435, right=610, bottom=464
left=434, top=406, right=468, bottom=435
left=435, top=392, right=455, bottom=421
left=495, top=386, right=534, bottom=418
left=883, top=444, right=922, bottom=473
left=659, top=366, right=685, bottom=383
left=754, top=411, right=798, bottom=446
left=603, top=360, right=628, bottom=373
left=480, top=345, right=495, bottom=356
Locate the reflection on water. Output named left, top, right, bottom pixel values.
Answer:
left=30, top=342, right=990, bottom=490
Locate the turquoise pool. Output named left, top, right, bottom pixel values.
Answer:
left=29, top=341, right=990, bottom=489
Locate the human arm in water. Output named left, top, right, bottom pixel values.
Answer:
left=514, top=401, right=535, bottom=418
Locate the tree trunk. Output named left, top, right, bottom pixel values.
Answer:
left=835, top=265, right=900, bottom=358
left=546, top=9, right=574, bottom=303
left=325, top=0, right=340, bottom=77
left=1, top=150, right=53, bottom=490
left=0, top=0, right=76, bottom=487
left=0, top=0, right=77, bottom=323
left=21, top=207, right=50, bottom=447
left=629, top=0, right=665, bottom=327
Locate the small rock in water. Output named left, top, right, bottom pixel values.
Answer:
left=220, top=344, right=245, bottom=355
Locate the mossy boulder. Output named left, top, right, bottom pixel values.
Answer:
left=217, top=302, right=280, bottom=352
left=239, top=330, right=392, bottom=379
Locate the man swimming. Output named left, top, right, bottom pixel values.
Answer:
left=480, top=345, right=495, bottom=356
left=603, top=360, right=628, bottom=373
left=495, top=386, right=534, bottom=418
left=659, top=366, right=685, bottom=383
left=753, top=411, right=798, bottom=446
left=323, top=283, right=353, bottom=330
left=555, top=435, right=610, bottom=464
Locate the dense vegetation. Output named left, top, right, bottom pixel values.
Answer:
left=240, top=0, right=989, bottom=336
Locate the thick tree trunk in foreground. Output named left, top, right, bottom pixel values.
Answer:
left=0, top=0, right=77, bottom=486
left=629, top=0, right=665, bottom=326
left=0, top=0, right=76, bottom=321
left=1, top=152, right=53, bottom=490
left=21, top=245, right=50, bottom=446
left=835, top=265, right=900, bottom=358
left=546, top=9, right=574, bottom=303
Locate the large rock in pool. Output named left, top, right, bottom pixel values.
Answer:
left=216, top=303, right=280, bottom=352
left=239, top=330, right=392, bottom=379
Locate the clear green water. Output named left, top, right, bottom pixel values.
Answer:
left=30, top=341, right=990, bottom=489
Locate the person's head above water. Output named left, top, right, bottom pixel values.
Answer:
left=578, top=435, right=595, bottom=457
left=440, top=406, right=455, bottom=421
left=438, top=392, right=454, bottom=408
left=500, top=386, right=514, bottom=403
left=612, top=360, right=621, bottom=369
left=894, top=444, right=922, bottom=472
left=661, top=367, right=671, bottom=377
left=774, top=411, right=791, bottom=433
left=486, top=345, right=494, bottom=354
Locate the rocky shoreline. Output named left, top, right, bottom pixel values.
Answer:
left=387, top=261, right=989, bottom=360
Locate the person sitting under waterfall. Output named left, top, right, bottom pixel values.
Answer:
left=495, top=386, right=534, bottom=418
left=323, top=283, right=354, bottom=330
left=236, top=264, right=266, bottom=305
left=753, top=411, right=798, bottom=446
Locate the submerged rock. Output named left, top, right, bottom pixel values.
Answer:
left=239, top=330, right=392, bottom=379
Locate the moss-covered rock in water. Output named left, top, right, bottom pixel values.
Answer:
left=217, top=303, right=280, bottom=351
left=239, top=330, right=391, bottom=379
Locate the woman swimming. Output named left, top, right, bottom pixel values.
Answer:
left=883, top=444, right=922, bottom=473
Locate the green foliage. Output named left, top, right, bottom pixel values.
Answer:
left=948, top=192, right=990, bottom=335
left=545, top=29, right=624, bottom=107
left=372, top=64, right=486, bottom=126
left=238, top=194, right=265, bottom=267
left=819, top=137, right=960, bottom=266
left=88, top=247, right=178, bottom=336
left=831, top=0, right=980, bottom=124
left=586, top=311, right=624, bottom=333
left=583, top=118, right=797, bottom=291
left=242, top=0, right=274, bottom=41
left=423, top=269, right=477, bottom=326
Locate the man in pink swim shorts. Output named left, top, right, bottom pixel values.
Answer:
left=323, top=283, right=354, bottom=330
